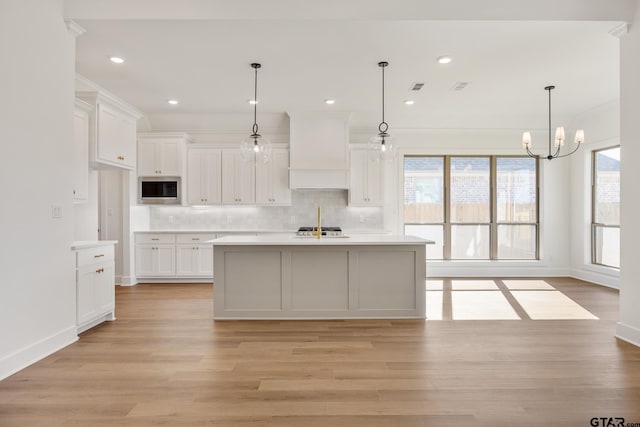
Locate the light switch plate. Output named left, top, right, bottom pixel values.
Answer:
left=52, top=204, right=63, bottom=218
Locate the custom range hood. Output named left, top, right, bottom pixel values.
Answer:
left=288, top=111, right=351, bottom=189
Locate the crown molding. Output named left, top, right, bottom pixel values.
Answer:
left=75, top=73, right=144, bottom=118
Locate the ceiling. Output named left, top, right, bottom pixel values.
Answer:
left=74, top=16, right=621, bottom=132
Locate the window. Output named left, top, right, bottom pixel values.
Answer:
left=404, top=156, right=538, bottom=260
left=592, top=146, right=620, bottom=269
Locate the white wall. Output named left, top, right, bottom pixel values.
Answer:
left=0, top=0, right=78, bottom=379
left=73, top=170, right=99, bottom=240
left=618, top=3, right=640, bottom=346
left=569, top=101, right=620, bottom=288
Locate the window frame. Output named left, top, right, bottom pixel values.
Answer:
left=591, top=145, right=620, bottom=269
left=403, top=154, right=539, bottom=261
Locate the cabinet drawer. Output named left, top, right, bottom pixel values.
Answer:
left=176, top=233, right=216, bottom=244
left=76, top=245, right=114, bottom=267
left=136, top=234, right=176, bottom=244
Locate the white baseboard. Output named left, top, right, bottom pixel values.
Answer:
left=616, top=322, right=640, bottom=348
left=119, top=275, right=137, bottom=286
left=0, top=325, right=78, bottom=381
left=135, top=278, right=213, bottom=284
left=427, top=263, right=569, bottom=278
left=570, top=268, right=619, bottom=289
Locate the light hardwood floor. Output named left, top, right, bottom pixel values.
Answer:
left=1, top=278, right=639, bottom=427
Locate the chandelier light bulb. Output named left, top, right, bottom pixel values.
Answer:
left=555, top=126, right=565, bottom=147
left=522, top=131, right=532, bottom=149
left=575, top=129, right=585, bottom=144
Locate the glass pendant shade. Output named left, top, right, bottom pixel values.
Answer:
left=240, top=132, right=272, bottom=163
left=368, top=132, right=397, bottom=163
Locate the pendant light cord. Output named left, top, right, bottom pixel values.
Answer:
left=378, top=61, right=389, bottom=135
left=548, top=86, right=552, bottom=157
left=251, top=63, right=260, bottom=136
left=381, top=64, right=385, bottom=126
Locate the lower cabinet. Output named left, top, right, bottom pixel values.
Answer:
left=75, top=244, right=116, bottom=333
left=136, top=244, right=176, bottom=276
left=176, top=244, right=214, bottom=276
left=135, top=233, right=215, bottom=280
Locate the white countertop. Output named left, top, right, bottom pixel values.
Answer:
left=134, top=229, right=391, bottom=235
left=134, top=229, right=296, bottom=234
left=209, top=234, right=433, bottom=246
left=70, top=240, right=118, bottom=250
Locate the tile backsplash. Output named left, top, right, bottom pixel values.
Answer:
left=147, top=190, right=384, bottom=231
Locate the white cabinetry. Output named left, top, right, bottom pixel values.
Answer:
left=349, top=149, right=384, bottom=206
left=176, top=234, right=215, bottom=277
left=256, top=148, right=291, bottom=205
left=72, top=99, right=91, bottom=202
left=74, top=243, right=116, bottom=333
left=137, top=134, right=189, bottom=176
left=222, top=149, right=255, bottom=204
left=76, top=91, right=142, bottom=170
left=187, top=148, right=222, bottom=205
left=135, top=234, right=176, bottom=277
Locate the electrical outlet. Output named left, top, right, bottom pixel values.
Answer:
left=290, top=215, right=296, bottom=224
left=226, top=215, right=232, bottom=224
left=52, top=204, right=63, bottom=219
left=359, top=214, right=365, bottom=223
left=168, top=215, right=174, bottom=224
left=107, top=208, right=114, bottom=217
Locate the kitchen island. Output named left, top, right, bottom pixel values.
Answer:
left=210, top=234, right=432, bottom=319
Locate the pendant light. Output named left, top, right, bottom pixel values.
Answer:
left=522, top=85, right=584, bottom=160
left=369, top=61, right=397, bottom=163
left=241, top=63, right=272, bottom=163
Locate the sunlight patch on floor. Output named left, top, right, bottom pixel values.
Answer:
left=451, top=280, right=499, bottom=290
left=502, top=280, right=555, bottom=290
left=511, top=291, right=599, bottom=320
left=425, top=290, right=443, bottom=320
left=451, top=291, right=520, bottom=320
left=426, top=280, right=444, bottom=291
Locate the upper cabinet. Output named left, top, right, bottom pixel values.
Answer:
left=137, top=133, right=190, bottom=177
left=221, top=149, right=255, bottom=205
left=349, top=149, right=384, bottom=206
left=76, top=91, right=143, bottom=170
left=72, top=99, right=91, bottom=203
left=187, top=148, right=222, bottom=205
left=256, top=148, right=291, bottom=205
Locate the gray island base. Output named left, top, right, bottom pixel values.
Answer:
left=210, top=235, right=432, bottom=320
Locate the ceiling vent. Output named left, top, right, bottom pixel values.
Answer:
left=409, top=82, right=425, bottom=91
left=451, top=81, right=470, bottom=91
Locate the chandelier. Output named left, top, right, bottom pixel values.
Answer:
left=522, top=85, right=584, bottom=160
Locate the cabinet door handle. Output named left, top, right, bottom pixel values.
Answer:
left=192, top=238, right=200, bottom=240
left=94, top=254, right=104, bottom=258
left=117, top=155, right=125, bottom=160
left=151, top=238, right=160, bottom=241
left=96, top=268, right=104, bottom=273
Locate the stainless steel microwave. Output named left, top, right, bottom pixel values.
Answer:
left=138, top=177, right=181, bottom=204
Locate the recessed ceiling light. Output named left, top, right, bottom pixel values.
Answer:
left=167, top=99, right=179, bottom=105
left=437, top=56, right=452, bottom=64
left=248, top=99, right=258, bottom=105
left=109, top=56, right=125, bottom=64
left=404, top=100, right=415, bottom=105
left=324, top=99, right=336, bottom=105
